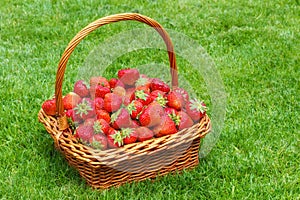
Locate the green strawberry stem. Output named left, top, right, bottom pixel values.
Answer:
left=135, top=90, right=148, bottom=101
left=190, top=98, right=207, bottom=113
left=155, top=93, right=168, bottom=107
left=93, top=121, right=103, bottom=134
left=74, top=99, right=93, bottom=117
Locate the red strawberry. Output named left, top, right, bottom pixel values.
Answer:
left=130, top=120, right=140, bottom=128
left=65, top=109, right=74, bottom=120
left=63, top=92, right=81, bottom=110
left=112, top=86, right=126, bottom=97
left=42, top=99, right=56, bottom=116
left=173, top=87, right=189, bottom=104
left=95, top=109, right=111, bottom=123
left=127, top=100, right=144, bottom=119
left=118, top=68, right=140, bottom=86
left=89, top=77, right=109, bottom=99
left=139, top=102, right=165, bottom=127
left=136, top=127, right=154, bottom=142
left=74, top=98, right=96, bottom=121
left=95, top=85, right=111, bottom=99
left=109, top=78, right=125, bottom=89
left=75, top=124, right=94, bottom=142
left=177, top=111, right=194, bottom=130
left=107, top=128, right=123, bottom=148
left=93, top=119, right=110, bottom=135
left=103, top=93, right=123, bottom=113
left=167, top=91, right=184, bottom=110
left=90, top=76, right=110, bottom=88
left=150, top=78, right=170, bottom=93
left=89, top=134, right=108, bottom=150
left=135, top=76, right=151, bottom=92
left=111, top=108, right=132, bottom=129
left=123, top=87, right=136, bottom=106
left=164, top=107, right=178, bottom=115
left=150, top=90, right=166, bottom=101
left=66, top=109, right=82, bottom=124
left=74, top=80, right=90, bottom=97
left=131, top=89, right=152, bottom=106
left=65, top=109, right=76, bottom=129
left=84, top=118, right=96, bottom=127
left=186, top=99, right=207, bottom=122
left=153, top=115, right=178, bottom=137
left=122, top=128, right=138, bottom=145
left=94, top=97, right=104, bottom=110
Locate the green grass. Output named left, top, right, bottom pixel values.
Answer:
left=0, top=0, right=299, bottom=199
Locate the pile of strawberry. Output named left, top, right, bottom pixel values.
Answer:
left=42, top=68, right=207, bottom=150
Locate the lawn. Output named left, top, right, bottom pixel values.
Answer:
left=0, top=0, right=299, bottom=199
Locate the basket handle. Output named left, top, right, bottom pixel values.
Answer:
left=55, top=13, right=178, bottom=129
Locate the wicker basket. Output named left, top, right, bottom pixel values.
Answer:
left=38, top=13, right=211, bottom=189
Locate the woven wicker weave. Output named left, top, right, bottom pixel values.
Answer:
left=38, top=13, right=211, bottom=189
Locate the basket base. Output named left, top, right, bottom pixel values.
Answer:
left=38, top=109, right=211, bottom=189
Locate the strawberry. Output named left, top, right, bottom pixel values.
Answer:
left=89, top=134, right=108, bottom=150
left=107, top=128, right=123, bottom=148
left=66, top=108, right=82, bottom=124
left=167, top=91, right=184, bottom=110
left=111, top=108, right=132, bottom=129
left=135, top=76, right=151, bottom=92
left=63, top=92, right=81, bottom=110
left=164, top=107, right=178, bottom=115
left=130, top=120, right=140, bottom=128
left=84, top=118, right=96, bottom=127
left=123, top=87, right=136, bottom=106
left=153, top=115, right=178, bottom=137
left=95, top=109, right=111, bottom=123
left=150, top=90, right=166, bottom=101
left=173, top=87, right=189, bottom=104
left=74, top=80, right=90, bottom=97
left=42, top=99, right=56, bottom=116
left=93, top=119, right=110, bottom=135
left=122, top=128, right=138, bottom=145
left=136, top=127, right=154, bottom=142
left=65, top=109, right=76, bottom=129
left=90, top=76, right=110, bottom=88
left=112, top=86, right=126, bottom=97
left=74, top=98, right=96, bottom=121
left=118, top=68, right=140, bottom=86
left=89, top=77, right=110, bottom=99
left=177, top=111, right=194, bottom=130
left=94, top=97, right=104, bottom=110
left=103, top=93, right=123, bottom=113
left=150, top=78, right=170, bottom=93
left=186, top=99, right=207, bottom=122
left=74, top=124, right=94, bottom=142
left=139, top=102, right=165, bottom=127
left=95, top=85, right=111, bottom=99
left=127, top=100, right=144, bottom=119
left=109, top=78, right=125, bottom=89
left=131, top=89, right=152, bottom=106
left=65, top=109, right=74, bottom=121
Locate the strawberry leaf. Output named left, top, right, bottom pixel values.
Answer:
left=135, top=90, right=148, bottom=101
left=110, top=109, right=121, bottom=123
left=126, top=101, right=137, bottom=115
left=190, top=99, right=207, bottom=113
left=93, top=121, right=103, bottom=134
